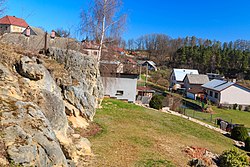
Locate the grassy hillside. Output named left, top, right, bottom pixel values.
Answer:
left=90, top=99, right=234, bottom=166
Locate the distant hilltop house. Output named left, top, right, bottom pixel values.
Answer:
left=202, top=79, right=250, bottom=108
left=139, top=60, right=157, bottom=71
left=81, top=40, right=101, bottom=57
left=102, top=73, right=139, bottom=103
left=0, top=15, right=28, bottom=34
left=170, top=68, right=199, bottom=88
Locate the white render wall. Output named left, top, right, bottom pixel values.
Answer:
left=10, top=25, right=26, bottom=33
left=220, top=85, right=250, bottom=105
left=102, top=77, right=137, bottom=103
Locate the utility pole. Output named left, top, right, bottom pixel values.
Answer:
left=139, top=65, right=141, bottom=81
left=44, top=31, right=48, bottom=55
left=145, top=63, right=148, bottom=86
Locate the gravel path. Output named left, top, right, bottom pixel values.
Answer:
left=162, top=107, right=228, bottom=134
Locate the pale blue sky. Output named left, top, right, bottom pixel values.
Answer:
left=5, top=0, right=250, bottom=42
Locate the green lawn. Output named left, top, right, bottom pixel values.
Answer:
left=184, top=107, right=250, bottom=130
left=90, top=99, right=234, bottom=166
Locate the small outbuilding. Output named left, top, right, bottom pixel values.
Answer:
left=102, top=73, right=139, bottom=103
left=22, top=26, right=45, bottom=36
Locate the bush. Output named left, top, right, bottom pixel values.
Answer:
left=245, top=137, right=250, bottom=152
left=218, top=148, right=249, bottom=167
left=149, top=95, right=163, bottom=110
left=233, top=103, right=238, bottom=110
left=231, top=126, right=249, bottom=142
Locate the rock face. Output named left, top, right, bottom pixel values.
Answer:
left=0, top=44, right=103, bottom=166
left=2, top=98, right=68, bottom=167
left=47, top=47, right=104, bottom=121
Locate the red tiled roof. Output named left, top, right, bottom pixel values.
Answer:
left=0, top=15, right=28, bottom=28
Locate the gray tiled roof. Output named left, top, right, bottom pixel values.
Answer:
left=186, top=74, right=209, bottom=84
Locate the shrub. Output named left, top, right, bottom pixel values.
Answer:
left=233, top=103, right=238, bottom=110
left=218, top=148, right=249, bottom=167
left=245, top=137, right=250, bottom=152
left=231, top=126, right=249, bottom=142
left=149, top=95, right=163, bottom=110
left=239, top=105, right=243, bottom=111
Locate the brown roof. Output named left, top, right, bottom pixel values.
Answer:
left=0, top=15, right=29, bottom=28
left=187, top=87, right=204, bottom=94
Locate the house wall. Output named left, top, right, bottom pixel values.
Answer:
left=205, top=89, right=220, bottom=104
left=183, top=78, right=203, bottom=90
left=220, top=85, right=250, bottom=105
left=186, top=92, right=195, bottom=100
left=102, top=77, right=137, bottom=103
left=170, top=73, right=183, bottom=87
left=0, top=24, right=10, bottom=33
left=170, top=73, right=175, bottom=87
left=10, top=25, right=26, bottom=33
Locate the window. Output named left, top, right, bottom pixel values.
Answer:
left=215, top=92, right=218, bottom=99
left=116, top=90, right=124, bottom=96
left=209, top=91, right=213, bottom=97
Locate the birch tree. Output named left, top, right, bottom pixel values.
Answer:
left=81, top=0, right=126, bottom=62
left=0, top=0, right=6, bottom=15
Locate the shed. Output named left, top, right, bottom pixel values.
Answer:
left=22, top=26, right=45, bottom=36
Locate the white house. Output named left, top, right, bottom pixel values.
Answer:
left=202, top=79, right=250, bottom=106
left=102, top=73, right=139, bottom=103
left=170, top=69, right=199, bottom=87
left=0, top=15, right=28, bottom=34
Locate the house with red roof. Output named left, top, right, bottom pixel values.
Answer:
left=0, top=15, right=29, bottom=34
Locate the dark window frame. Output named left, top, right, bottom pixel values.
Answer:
left=116, top=90, right=124, bottom=96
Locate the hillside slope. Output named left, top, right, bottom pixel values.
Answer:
left=90, top=99, right=234, bottom=166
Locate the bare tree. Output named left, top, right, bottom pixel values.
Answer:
left=55, top=28, right=71, bottom=38
left=80, top=0, right=126, bottom=62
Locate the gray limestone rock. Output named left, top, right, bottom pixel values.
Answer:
left=1, top=100, right=68, bottom=167
left=47, top=47, right=104, bottom=121
left=18, top=56, right=45, bottom=80
left=40, top=89, right=68, bottom=136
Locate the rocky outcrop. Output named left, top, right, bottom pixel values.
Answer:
left=0, top=43, right=103, bottom=166
left=1, top=97, right=68, bottom=167
left=47, top=47, right=104, bottom=121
